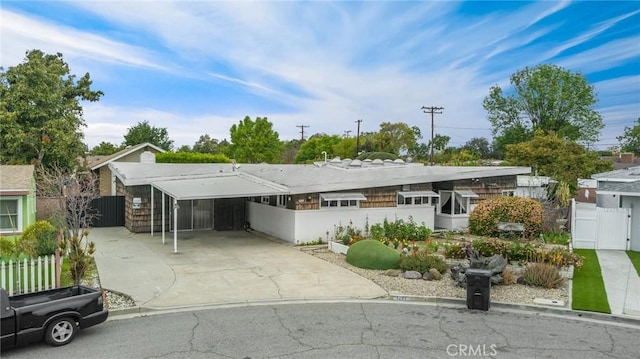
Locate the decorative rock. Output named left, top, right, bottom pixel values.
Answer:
left=517, top=276, right=526, bottom=285
left=429, top=268, right=442, bottom=280
left=403, top=271, right=423, bottom=279
left=422, top=272, right=434, bottom=281
left=382, top=269, right=403, bottom=277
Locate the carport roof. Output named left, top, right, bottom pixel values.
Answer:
left=152, top=172, right=289, bottom=200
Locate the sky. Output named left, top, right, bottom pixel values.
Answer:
left=1, top=1, right=639, bottom=151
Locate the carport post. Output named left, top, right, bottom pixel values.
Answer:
left=150, top=185, right=154, bottom=237
left=162, top=192, right=166, bottom=245
left=173, top=198, right=178, bottom=253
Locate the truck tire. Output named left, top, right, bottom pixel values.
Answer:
left=44, top=317, right=77, bottom=346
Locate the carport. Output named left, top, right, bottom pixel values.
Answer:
left=149, top=171, right=289, bottom=252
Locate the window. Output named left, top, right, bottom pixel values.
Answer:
left=261, top=196, right=270, bottom=204
left=397, top=191, right=440, bottom=206
left=438, top=190, right=478, bottom=215
left=320, top=193, right=365, bottom=208
left=502, top=190, right=515, bottom=197
left=0, top=198, right=21, bottom=233
left=277, top=195, right=288, bottom=207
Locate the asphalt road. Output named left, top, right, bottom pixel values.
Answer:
left=3, top=301, right=639, bottom=359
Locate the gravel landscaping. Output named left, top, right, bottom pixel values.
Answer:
left=302, top=246, right=570, bottom=307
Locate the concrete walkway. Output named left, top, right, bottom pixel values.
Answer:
left=91, top=227, right=387, bottom=310
left=596, top=250, right=640, bottom=317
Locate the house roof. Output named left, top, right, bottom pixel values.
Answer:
left=0, top=165, right=35, bottom=195
left=598, top=181, right=640, bottom=197
left=109, top=161, right=531, bottom=199
left=88, top=143, right=165, bottom=170
left=592, top=165, right=640, bottom=183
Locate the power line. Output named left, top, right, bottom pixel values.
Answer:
left=421, top=106, right=444, bottom=166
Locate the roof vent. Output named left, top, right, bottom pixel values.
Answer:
left=372, top=159, right=384, bottom=165
left=393, top=159, right=405, bottom=164
left=330, top=157, right=342, bottom=163
left=349, top=159, right=362, bottom=167
left=383, top=159, right=393, bottom=163
left=362, top=159, right=372, bottom=162
left=140, top=151, right=156, bottom=163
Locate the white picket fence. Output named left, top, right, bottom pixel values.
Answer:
left=0, top=255, right=63, bottom=296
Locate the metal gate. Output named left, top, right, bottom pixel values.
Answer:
left=91, top=196, right=125, bottom=227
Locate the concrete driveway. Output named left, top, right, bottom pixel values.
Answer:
left=91, top=227, right=387, bottom=310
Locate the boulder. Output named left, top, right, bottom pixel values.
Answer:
left=403, top=271, right=423, bottom=279
left=422, top=272, right=434, bottom=281
left=429, top=268, right=442, bottom=280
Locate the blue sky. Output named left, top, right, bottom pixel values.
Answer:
left=1, top=1, right=639, bottom=150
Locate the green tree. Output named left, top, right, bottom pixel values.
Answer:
left=462, top=137, right=493, bottom=159
left=192, top=134, right=221, bottom=154
left=1, top=50, right=103, bottom=170
left=294, top=134, right=342, bottom=163
left=229, top=116, right=283, bottom=163
left=281, top=139, right=301, bottom=163
left=332, top=137, right=357, bottom=159
left=483, top=64, right=603, bottom=147
left=505, top=131, right=613, bottom=192
left=176, top=145, right=191, bottom=152
left=90, top=141, right=121, bottom=155
left=373, top=122, right=421, bottom=154
left=617, top=118, right=640, bottom=155
left=492, top=124, right=531, bottom=159
left=123, top=120, right=174, bottom=151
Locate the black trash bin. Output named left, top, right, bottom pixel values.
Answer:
left=466, top=268, right=491, bottom=311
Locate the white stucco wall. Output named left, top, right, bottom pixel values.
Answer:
left=435, top=214, right=470, bottom=231
left=247, top=202, right=435, bottom=244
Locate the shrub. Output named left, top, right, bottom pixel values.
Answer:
left=399, top=252, right=448, bottom=274
left=443, top=242, right=467, bottom=259
left=370, top=217, right=432, bottom=244
left=20, top=220, right=58, bottom=257
left=0, top=237, right=17, bottom=259
left=543, top=232, right=571, bottom=245
left=346, top=240, right=400, bottom=270
left=469, top=196, right=543, bottom=238
left=521, top=262, right=565, bottom=289
left=156, top=152, right=231, bottom=163
left=502, top=268, right=517, bottom=285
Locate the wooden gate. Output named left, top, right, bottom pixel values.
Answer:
left=91, top=196, right=125, bottom=227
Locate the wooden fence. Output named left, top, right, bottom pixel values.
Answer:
left=0, top=255, right=63, bottom=296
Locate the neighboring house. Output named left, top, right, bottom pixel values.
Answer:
left=572, top=165, right=640, bottom=251
left=0, top=165, right=36, bottom=239
left=107, top=158, right=530, bottom=245
left=514, top=175, right=555, bottom=200
left=86, top=143, right=165, bottom=196
left=600, top=152, right=639, bottom=170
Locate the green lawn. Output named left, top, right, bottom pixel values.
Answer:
left=626, top=251, right=640, bottom=277
left=571, top=249, right=611, bottom=314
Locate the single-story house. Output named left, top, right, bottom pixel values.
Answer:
left=0, top=165, right=36, bottom=239
left=572, top=165, right=640, bottom=251
left=86, top=142, right=165, bottom=196
left=105, top=157, right=531, bottom=249
left=514, top=175, right=554, bottom=200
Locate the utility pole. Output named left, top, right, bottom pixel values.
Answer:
left=344, top=130, right=351, bottom=137
left=296, top=125, right=309, bottom=141
left=355, top=119, right=363, bottom=158
left=421, top=106, right=444, bottom=166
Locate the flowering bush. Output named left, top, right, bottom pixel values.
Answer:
left=443, top=242, right=468, bottom=259
left=469, top=196, right=543, bottom=238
